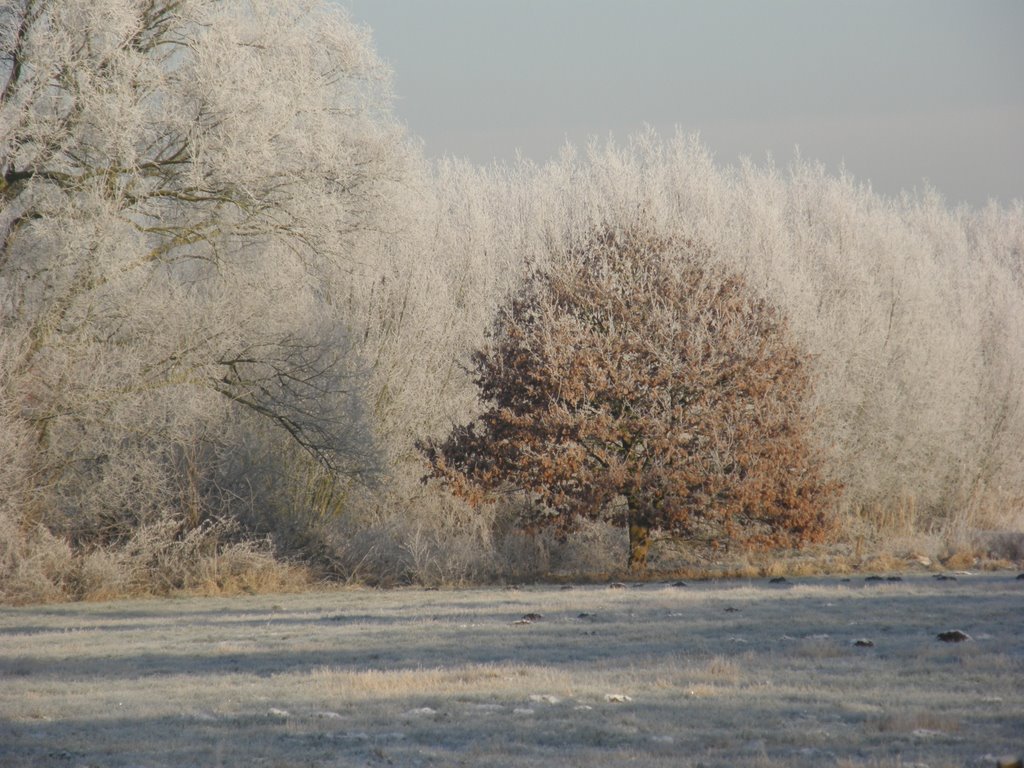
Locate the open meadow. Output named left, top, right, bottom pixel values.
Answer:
left=1, top=572, right=1021, bottom=767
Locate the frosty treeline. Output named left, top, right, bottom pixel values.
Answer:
left=2, top=0, right=1022, bottom=600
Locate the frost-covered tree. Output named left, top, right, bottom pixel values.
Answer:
left=0, top=0, right=404, bottom=541
left=418, top=134, right=1024, bottom=547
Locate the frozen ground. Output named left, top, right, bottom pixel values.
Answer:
left=1, top=573, right=1021, bottom=767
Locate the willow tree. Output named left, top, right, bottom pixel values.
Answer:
left=422, top=224, right=835, bottom=571
left=0, top=0, right=402, bottom=541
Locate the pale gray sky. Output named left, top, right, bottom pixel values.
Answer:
left=340, top=0, right=1024, bottom=207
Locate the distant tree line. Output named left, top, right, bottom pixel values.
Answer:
left=2, top=0, right=1022, bottom=601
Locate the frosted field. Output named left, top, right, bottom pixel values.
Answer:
left=1, top=573, right=1021, bottom=767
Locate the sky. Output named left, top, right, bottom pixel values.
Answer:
left=339, top=0, right=1024, bottom=208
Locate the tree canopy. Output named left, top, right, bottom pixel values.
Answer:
left=1, top=0, right=402, bottom=539
left=422, top=224, right=836, bottom=570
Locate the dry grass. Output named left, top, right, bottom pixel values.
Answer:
left=0, top=511, right=311, bottom=606
left=1, top=573, right=1020, bottom=767
left=3, top=500, right=1018, bottom=604
left=310, top=663, right=580, bottom=702
left=836, top=759, right=965, bottom=768
left=866, top=710, right=961, bottom=735
left=701, top=655, right=742, bottom=681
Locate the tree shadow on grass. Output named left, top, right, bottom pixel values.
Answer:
left=1, top=576, right=1021, bottom=766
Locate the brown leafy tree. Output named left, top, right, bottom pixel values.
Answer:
left=421, top=225, right=835, bottom=571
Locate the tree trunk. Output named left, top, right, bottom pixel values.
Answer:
left=627, top=518, right=651, bottom=573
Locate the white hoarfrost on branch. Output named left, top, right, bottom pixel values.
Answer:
left=0, top=0, right=405, bottom=540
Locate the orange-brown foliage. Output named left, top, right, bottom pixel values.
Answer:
left=421, top=224, right=836, bottom=569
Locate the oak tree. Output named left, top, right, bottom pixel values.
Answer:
left=422, top=224, right=835, bottom=571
